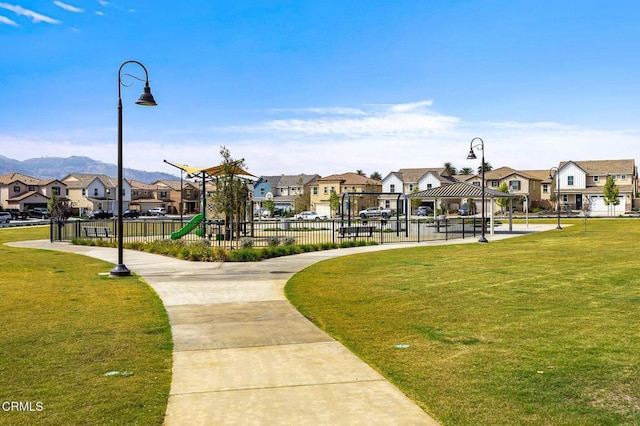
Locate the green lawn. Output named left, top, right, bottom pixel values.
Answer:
left=0, top=227, right=172, bottom=425
left=286, top=219, right=640, bottom=425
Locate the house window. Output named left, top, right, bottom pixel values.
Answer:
left=28, top=186, right=35, bottom=191
left=52, top=186, right=60, bottom=196
left=13, top=186, right=19, bottom=193
left=621, top=174, right=627, bottom=180
left=82, top=189, right=86, bottom=196
left=567, top=176, right=574, bottom=186
left=323, top=186, right=328, bottom=195
left=542, top=184, right=549, bottom=194
left=160, top=191, right=168, bottom=199
left=94, top=188, right=99, bottom=196
left=491, top=180, right=499, bottom=187
left=612, top=175, right=617, bottom=180
left=408, top=184, right=414, bottom=191
left=509, top=181, right=521, bottom=191
left=427, top=183, right=433, bottom=189
left=562, top=195, right=568, bottom=203
left=330, top=186, right=335, bottom=194
left=390, top=184, right=396, bottom=193
left=313, top=187, right=318, bottom=195
left=259, top=188, right=265, bottom=196
left=593, top=176, right=599, bottom=183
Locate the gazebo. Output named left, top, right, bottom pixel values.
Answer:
left=409, top=181, right=522, bottom=236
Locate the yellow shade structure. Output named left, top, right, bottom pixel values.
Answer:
left=163, top=160, right=255, bottom=179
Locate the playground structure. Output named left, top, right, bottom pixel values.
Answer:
left=163, top=160, right=255, bottom=242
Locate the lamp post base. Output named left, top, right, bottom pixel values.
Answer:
left=478, top=236, right=488, bottom=243
left=110, top=264, right=131, bottom=277
left=556, top=225, right=563, bottom=230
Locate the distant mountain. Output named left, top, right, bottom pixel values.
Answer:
left=0, top=155, right=178, bottom=184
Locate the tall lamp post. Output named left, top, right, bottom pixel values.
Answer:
left=549, top=167, right=562, bottom=230
left=467, top=137, right=488, bottom=243
left=110, top=60, right=157, bottom=277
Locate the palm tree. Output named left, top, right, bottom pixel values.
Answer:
left=370, top=171, right=382, bottom=181
left=478, top=161, right=493, bottom=174
left=356, top=169, right=366, bottom=176
left=443, top=162, right=457, bottom=175
left=459, top=167, right=474, bottom=175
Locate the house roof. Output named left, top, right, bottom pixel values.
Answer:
left=409, top=182, right=521, bottom=199
left=484, top=166, right=542, bottom=181
left=0, top=172, right=42, bottom=185
left=316, top=172, right=381, bottom=186
left=559, top=159, right=636, bottom=175
left=62, top=173, right=116, bottom=188
left=277, top=174, right=319, bottom=187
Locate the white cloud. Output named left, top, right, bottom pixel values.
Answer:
left=1, top=101, right=639, bottom=178
left=0, top=3, right=61, bottom=24
left=0, top=13, right=19, bottom=26
left=53, top=1, right=83, bottom=13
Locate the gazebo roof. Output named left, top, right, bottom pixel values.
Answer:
left=409, top=182, right=520, bottom=199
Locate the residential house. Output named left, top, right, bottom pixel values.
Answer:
left=308, top=172, right=382, bottom=217
left=62, top=173, right=130, bottom=216
left=465, top=167, right=544, bottom=212
left=381, top=168, right=458, bottom=212
left=551, top=159, right=637, bottom=215
left=253, top=174, right=319, bottom=214
left=0, top=172, right=67, bottom=211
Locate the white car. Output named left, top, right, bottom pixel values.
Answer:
left=147, top=207, right=167, bottom=216
left=295, top=211, right=327, bottom=221
left=0, top=211, right=11, bottom=223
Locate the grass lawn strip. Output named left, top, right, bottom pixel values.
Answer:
left=0, top=227, right=172, bottom=425
left=286, top=219, right=640, bottom=425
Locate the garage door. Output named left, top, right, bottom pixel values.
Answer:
left=589, top=195, right=624, bottom=215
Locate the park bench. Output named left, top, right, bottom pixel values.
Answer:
left=338, top=225, right=375, bottom=238
left=83, top=226, right=111, bottom=239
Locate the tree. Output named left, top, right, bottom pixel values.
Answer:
left=444, top=162, right=457, bottom=175
left=293, top=177, right=309, bottom=213
left=582, top=196, right=594, bottom=231
left=210, top=146, right=250, bottom=241
left=48, top=194, right=72, bottom=240
left=459, top=167, right=474, bottom=175
left=263, top=199, right=276, bottom=217
left=478, top=161, right=493, bottom=174
left=410, top=186, right=421, bottom=212
left=356, top=169, right=366, bottom=176
left=603, top=175, right=620, bottom=216
left=329, top=191, right=340, bottom=217
left=370, top=171, right=382, bottom=181
left=495, top=182, right=510, bottom=213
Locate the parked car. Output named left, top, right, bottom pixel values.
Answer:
left=295, top=211, right=327, bottom=220
left=0, top=211, right=11, bottom=223
left=416, top=206, right=434, bottom=216
left=358, top=206, right=392, bottom=219
left=88, top=209, right=113, bottom=219
left=122, top=209, right=140, bottom=218
left=458, top=203, right=474, bottom=216
left=147, top=207, right=167, bottom=216
left=29, top=207, right=50, bottom=219
left=7, top=208, right=27, bottom=220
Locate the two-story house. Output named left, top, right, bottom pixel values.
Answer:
left=308, top=172, right=383, bottom=217
left=381, top=168, right=458, bottom=212
left=62, top=173, right=131, bottom=216
left=551, top=159, right=637, bottom=215
left=253, top=174, right=319, bottom=214
left=465, top=167, right=544, bottom=212
left=0, top=173, right=67, bottom=211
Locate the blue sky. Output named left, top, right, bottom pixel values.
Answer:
left=1, top=1, right=639, bottom=177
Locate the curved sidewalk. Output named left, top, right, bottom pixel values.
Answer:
left=12, top=224, right=553, bottom=425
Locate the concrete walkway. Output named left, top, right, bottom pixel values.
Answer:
left=11, top=224, right=554, bottom=425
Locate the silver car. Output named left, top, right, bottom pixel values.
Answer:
left=0, top=212, right=11, bottom=223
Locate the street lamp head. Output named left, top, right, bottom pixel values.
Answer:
left=466, top=148, right=477, bottom=160
left=135, top=84, right=157, bottom=106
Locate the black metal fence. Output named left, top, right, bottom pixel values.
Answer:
left=51, top=216, right=488, bottom=247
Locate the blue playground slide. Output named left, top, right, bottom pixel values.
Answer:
left=170, top=213, right=204, bottom=239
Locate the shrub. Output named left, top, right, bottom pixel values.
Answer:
left=282, top=236, right=296, bottom=246
left=266, top=236, right=281, bottom=247
left=239, top=237, right=254, bottom=248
